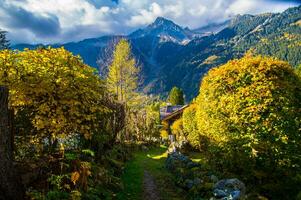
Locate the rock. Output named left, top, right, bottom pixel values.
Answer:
left=210, top=175, right=219, bottom=183
left=230, top=190, right=241, bottom=200
left=204, top=182, right=214, bottom=190
left=186, top=161, right=200, bottom=169
left=178, top=154, right=190, bottom=163
left=213, top=189, right=228, bottom=198
left=165, top=152, right=192, bottom=171
left=184, top=179, right=194, bottom=189
left=193, top=177, right=202, bottom=185
left=213, top=178, right=246, bottom=200
left=165, top=151, right=206, bottom=195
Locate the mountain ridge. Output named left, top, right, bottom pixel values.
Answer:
left=12, top=6, right=301, bottom=100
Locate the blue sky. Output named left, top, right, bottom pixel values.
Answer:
left=0, top=0, right=299, bottom=44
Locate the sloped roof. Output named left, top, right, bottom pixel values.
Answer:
left=160, top=105, right=188, bottom=121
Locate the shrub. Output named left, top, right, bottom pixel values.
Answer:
left=160, top=130, right=169, bottom=139
left=171, top=118, right=185, bottom=140
left=182, top=103, right=200, bottom=149
left=195, top=55, right=301, bottom=197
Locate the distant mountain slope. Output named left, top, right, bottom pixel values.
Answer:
left=12, top=6, right=301, bottom=101
left=13, top=36, right=122, bottom=68
left=149, top=6, right=301, bottom=99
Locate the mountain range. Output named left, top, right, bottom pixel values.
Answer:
left=13, top=5, right=301, bottom=101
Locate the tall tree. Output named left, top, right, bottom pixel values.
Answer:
left=106, top=39, right=139, bottom=139
left=167, top=86, right=184, bottom=105
left=106, top=39, right=139, bottom=103
left=0, top=29, right=9, bottom=50
left=0, top=86, right=24, bottom=200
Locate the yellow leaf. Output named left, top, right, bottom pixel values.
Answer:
left=71, top=171, right=80, bottom=185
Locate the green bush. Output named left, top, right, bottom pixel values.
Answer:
left=195, top=55, right=301, bottom=198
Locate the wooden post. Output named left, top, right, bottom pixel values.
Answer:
left=0, top=86, right=24, bottom=200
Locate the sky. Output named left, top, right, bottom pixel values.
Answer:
left=0, top=0, right=300, bottom=44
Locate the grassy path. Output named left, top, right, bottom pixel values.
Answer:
left=116, top=145, right=186, bottom=200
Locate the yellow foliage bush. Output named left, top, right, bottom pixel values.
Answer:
left=182, top=103, right=200, bottom=149
left=0, top=47, right=114, bottom=146
left=195, top=55, right=301, bottom=197
left=170, top=118, right=184, bottom=140
left=160, top=129, right=169, bottom=139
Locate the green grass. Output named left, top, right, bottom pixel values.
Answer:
left=116, top=145, right=186, bottom=200
left=116, top=151, right=144, bottom=200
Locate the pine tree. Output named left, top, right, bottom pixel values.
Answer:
left=167, top=87, right=184, bottom=105
left=0, top=29, right=10, bottom=50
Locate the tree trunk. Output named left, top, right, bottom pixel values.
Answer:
left=0, top=86, right=24, bottom=200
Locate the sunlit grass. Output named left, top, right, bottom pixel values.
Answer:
left=188, top=151, right=209, bottom=167
left=147, top=145, right=168, bottom=160
left=148, top=152, right=167, bottom=160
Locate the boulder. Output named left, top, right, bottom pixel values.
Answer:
left=184, top=179, right=194, bottom=189
left=213, top=178, right=246, bottom=200
left=165, top=152, right=195, bottom=171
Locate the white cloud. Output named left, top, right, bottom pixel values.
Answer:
left=227, top=0, right=298, bottom=15
left=0, top=0, right=299, bottom=44
left=188, top=5, right=207, bottom=17
left=126, top=2, right=163, bottom=26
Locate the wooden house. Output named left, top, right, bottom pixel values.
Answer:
left=160, top=105, right=188, bottom=140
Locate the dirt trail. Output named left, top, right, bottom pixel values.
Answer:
left=143, top=170, right=161, bottom=200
